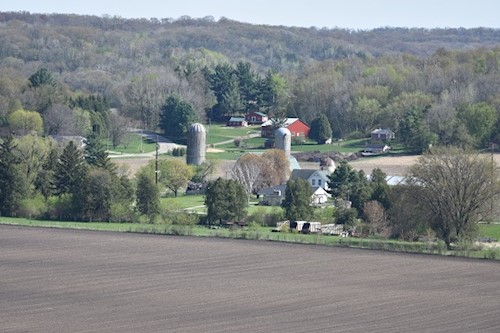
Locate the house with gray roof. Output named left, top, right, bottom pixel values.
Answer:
left=290, top=169, right=330, bottom=191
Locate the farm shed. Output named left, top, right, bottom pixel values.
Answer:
left=245, top=111, right=268, bottom=125
left=227, top=117, right=248, bottom=127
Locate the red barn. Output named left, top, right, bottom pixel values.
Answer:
left=261, top=118, right=310, bottom=138
left=245, top=112, right=268, bottom=125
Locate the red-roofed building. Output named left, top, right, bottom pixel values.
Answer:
left=261, top=118, right=310, bottom=138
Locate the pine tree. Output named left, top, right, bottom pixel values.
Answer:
left=309, top=114, right=333, bottom=144
left=283, top=179, right=314, bottom=221
left=0, top=136, right=27, bottom=216
left=205, top=178, right=248, bottom=224
left=84, top=132, right=116, bottom=172
left=54, top=141, right=87, bottom=196
left=135, top=172, right=160, bottom=216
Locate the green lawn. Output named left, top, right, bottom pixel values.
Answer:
left=290, top=139, right=368, bottom=153
left=206, top=124, right=260, bottom=145
left=478, top=223, right=500, bottom=240
left=207, top=138, right=369, bottom=160
left=217, top=137, right=267, bottom=149
left=161, top=195, right=206, bottom=209
left=106, top=133, right=157, bottom=154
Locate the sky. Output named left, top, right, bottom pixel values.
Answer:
left=1, top=0, right=499, bottom=30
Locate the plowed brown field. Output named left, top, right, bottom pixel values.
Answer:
left=1, top=225, right=499, bottom=333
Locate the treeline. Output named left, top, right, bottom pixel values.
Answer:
left=0, top=130, right=216, bottom=223
left=0, top=12, right=499, bottom=150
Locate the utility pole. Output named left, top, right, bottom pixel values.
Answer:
left=491, top=142, right=495, bottom=223
left=155, top=134, right=159, bottom=185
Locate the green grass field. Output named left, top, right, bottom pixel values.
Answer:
left=478, top=223, right=500, bottom=240
left=206, top=124, right=260, bottom=145
left=290, top=139, right=367, bottom=153
left=106, top=133, right=157, bottom=154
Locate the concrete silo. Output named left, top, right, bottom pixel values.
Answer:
left=187, top=123, right=206, bottom=165
left=274, top=127, right=291, bottom=158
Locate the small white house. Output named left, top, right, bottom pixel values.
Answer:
left=311, top=187, right=331, bottom=205
left=290, top=169, right=330, bottom=191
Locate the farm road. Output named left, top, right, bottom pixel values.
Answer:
left=1, top=225, right=500, bottom=333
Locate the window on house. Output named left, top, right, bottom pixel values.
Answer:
left=311, top=179, right=316, bottom=186
left=318, top=179, right=322, bottom=186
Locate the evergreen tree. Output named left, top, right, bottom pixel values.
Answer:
left=205, top=178, right=248, bottom=224
left=135, top=172, right=160, bottom=216
left=159, top=95, right=199, bottom=141
left=28, top=68, right=56, bottom=88
left=84, top=132, right=116, bottom=172
left=0, top=136, right=27, bottom=216
left=309, top=114, right=333, bottom=144
left=34, top=147, right=59, bottom=199
left=235, top=61, right=259, bottom=111
left=54, top=141, right=87, bottom=196
left=369, top=168, right=391, bottom=210
left=398, top=106, right=436, bottom=153
left=283, top=178, right=314, bottom=221
left=327, top=160, right=357, bottom=200
left=349, top=170, right=372, bottom=211
left=73, top=168, right=112, bottom=221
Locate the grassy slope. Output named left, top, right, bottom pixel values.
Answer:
left=106, top=133, right=157, bottom=154
left=206, top=125, right=261, bottom=145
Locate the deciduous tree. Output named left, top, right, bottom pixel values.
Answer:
left=149, top=159, right=193, bottom=197
left=231, top=154, right=263, bottom=194
left=260, top=149, right=290, bottom=188
left=8, top=109, right=43, bottom=135
left=14, top=134, right=53, bottom=191
left=408, top=147, right=500, bottom=248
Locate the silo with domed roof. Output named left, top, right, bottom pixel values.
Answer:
left=187, top=123, right=206, bottom=165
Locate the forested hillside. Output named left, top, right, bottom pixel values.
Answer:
left=0, top=11, right=499, bottom=147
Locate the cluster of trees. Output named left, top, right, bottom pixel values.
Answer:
left=0, top=12, right=498, bottom=151
left=322, top=149, right=500, bottom=248
left=0, top=129, right=218, bottom=223
left=230, top=149, right=290, bottom=195
left=0, top=133, right=132, bottom=221
left=204, top=62, right=288, bottom=119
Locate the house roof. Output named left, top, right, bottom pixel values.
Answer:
left=261, top=118, right=299, bottom=127
left=248, top=111, right=267, bottom=117
left=312, top=187, right=331, bottom=196
left=371, top=128, right=394, bottom=135
left=257, top=185, right=287, bottom=196
left=290, top=169, right=329, bottom=181
left=228, top=117, right=246, bottom=122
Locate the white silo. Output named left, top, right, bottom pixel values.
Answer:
left=187, top=123, right=206, bottom=165
left=320, top=157, right=336, bottom=173
left=274, top=127, right=291, bottom=158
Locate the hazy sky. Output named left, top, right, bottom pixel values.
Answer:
left=2, top=0, right=499, bottom=30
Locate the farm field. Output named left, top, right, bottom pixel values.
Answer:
left=1, top=225, right=499, bottom=333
